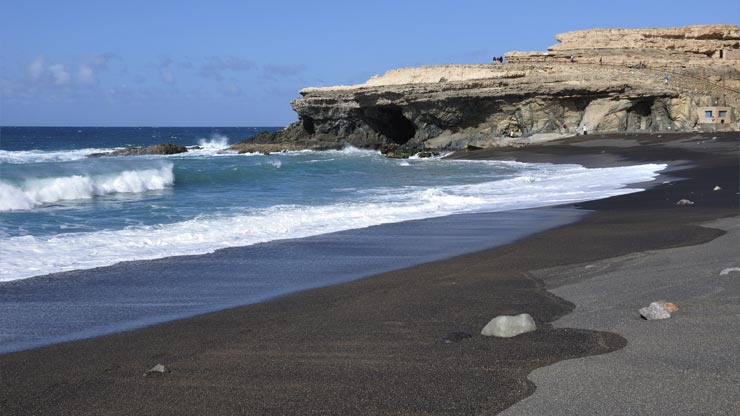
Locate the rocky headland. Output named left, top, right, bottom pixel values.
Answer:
left=230, top=24, right=740, bottom=155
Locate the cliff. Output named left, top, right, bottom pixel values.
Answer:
left=231, top=24, right=740, bottom=154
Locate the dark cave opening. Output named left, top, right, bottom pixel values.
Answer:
left=301, top=116, right=316, bottom=134
left=630, top=100, right=653, bottom=117
left=360, top=106, right=416, bottom=145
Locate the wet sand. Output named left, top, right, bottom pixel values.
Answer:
left=1, top=132, right=737, bottom=415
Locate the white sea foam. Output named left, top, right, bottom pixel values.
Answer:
left=0, top=164, right=174, bottom=211
left=0, top=162, right=666, bottom=281
left=0, top=148, right=121, bottom=164
left=183, top=134, right=231, bottom=156
left=0, top=134, right=231, bottom=163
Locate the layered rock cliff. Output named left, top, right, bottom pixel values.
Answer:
left=232, top=24, right=740, bottom=153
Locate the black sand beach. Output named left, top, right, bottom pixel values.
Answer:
left=1, top=132, right=737, bottom=415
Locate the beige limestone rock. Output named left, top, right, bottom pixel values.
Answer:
left=234, top=24, right=740, bottom=153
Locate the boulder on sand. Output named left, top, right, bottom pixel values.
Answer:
left=481, top=313, right=536, bottom=338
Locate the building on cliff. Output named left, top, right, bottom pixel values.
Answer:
left=232, top=24, right=740, bottom=154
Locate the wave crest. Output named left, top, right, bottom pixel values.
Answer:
left=0, top=164, right=174, bottom=211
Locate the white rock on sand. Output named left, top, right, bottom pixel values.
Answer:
left=481, top=313, right=536, bottom=337
left=639, top=301, right=679, bottom=320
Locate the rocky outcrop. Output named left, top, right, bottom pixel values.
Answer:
left=232, top=24, right=740, bottom=154
left=89, top=144, right=188, bottom=157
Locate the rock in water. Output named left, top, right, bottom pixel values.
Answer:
left=89, top=143, right=187, bottom=157
left=481, top=313, right=536, bottom=338
left=640, top=302, right=677, bottom=320
left=676, top=199, right=694, bottom=206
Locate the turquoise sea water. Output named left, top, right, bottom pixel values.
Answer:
left=0, top=127, right=667, bottom=281
left=0, top=126, right=666, bottom=352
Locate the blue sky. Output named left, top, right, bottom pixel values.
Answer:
left=1, top=0, right=736, bottom=126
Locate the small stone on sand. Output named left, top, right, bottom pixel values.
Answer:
left=713, top=186, right=722, bottom=191
left=676, top=199, right=694, bottom=206
left=719, top=267, right=740, bottom=276
left=640, top=302, right=676, bottom=320
left=481, top=313, right=536, bottom=338
left=144, top=364, right=168, bottom=376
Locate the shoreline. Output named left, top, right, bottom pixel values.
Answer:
left=0, top=207, right=587, bottom=354
left=1, top=132, right=737, bottom=415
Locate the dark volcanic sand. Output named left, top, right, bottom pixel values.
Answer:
left=1, top=132, right=737, bottom=415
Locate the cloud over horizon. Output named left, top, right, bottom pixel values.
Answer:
left=199, top=55, right=255, bottom=80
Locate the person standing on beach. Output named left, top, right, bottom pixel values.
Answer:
left=582, top=124, right=588, bottom=135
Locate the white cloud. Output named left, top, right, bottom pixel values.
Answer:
left=199, top=56, right=254, bottom=80
left=160, top=67, right=175, bottom=84
left=49, top=64, right=71, bottom=85
left=78, top=64, right=95, bottom=84
left=28, top=57, right=44, bottom=81
left=77, top=53, right=119, bottom=85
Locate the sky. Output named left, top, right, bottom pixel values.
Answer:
left=1, top=0, right=736, bottom=127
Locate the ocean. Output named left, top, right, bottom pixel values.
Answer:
left=0, top=126, right=666, bottom=352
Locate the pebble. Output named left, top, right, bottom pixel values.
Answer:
left=720, top=267, right=740, bottom=276
left=676, top=199, right=694, bottom=205
left=713, top=186, right=722, bottom=191
left=144, top=363, right=169, bottom=376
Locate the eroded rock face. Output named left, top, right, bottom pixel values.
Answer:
left=232, top=25, right=740, bottom=153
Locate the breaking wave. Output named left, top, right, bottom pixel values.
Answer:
left=0, top=164, right=175, bottom=211
left=0, top=162, right=666, bottom=281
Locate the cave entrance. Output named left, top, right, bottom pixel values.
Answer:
left=630, top=100, right=652, bottom=117
left=360, top=106, right=416, bottom=145
left=301, top=116, right=316, bottom=134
